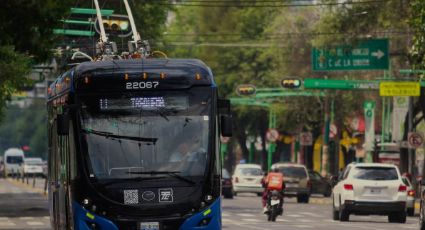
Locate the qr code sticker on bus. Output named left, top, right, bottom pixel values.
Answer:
left=124, top=189, right=139, bottom=204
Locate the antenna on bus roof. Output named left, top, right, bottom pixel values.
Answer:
left=93, top=0, right=118, bottom=60
left=123, top=0, right=150, bottom=58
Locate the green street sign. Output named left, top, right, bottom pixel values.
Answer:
left=304, top=79, right=379, bottom=90
left=363, top=101, right=376, bottom=110
left=312, top=39, right=389, bottom=71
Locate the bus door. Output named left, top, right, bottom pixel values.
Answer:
left=57, top=128, right=70, bottom=228
left=49, top=120, right=60, bottom=229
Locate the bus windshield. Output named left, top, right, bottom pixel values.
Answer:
left=79, top=88, right=212, bottom=180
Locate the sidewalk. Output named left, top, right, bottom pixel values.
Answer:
left=5, top=177, right=48, bottom=196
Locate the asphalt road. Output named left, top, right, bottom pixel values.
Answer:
left=222, top=193, right=419, bottom=230
left=0, top=178, right=50, bottom=229
left=0, top=178, right=421, bottom=230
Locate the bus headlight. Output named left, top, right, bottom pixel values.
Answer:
left=205, top=195, right=213, bottom=202
left=83, top=198, right=91, bottom=207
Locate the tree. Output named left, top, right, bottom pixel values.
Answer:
left=0, top=0, right=73, bottom=120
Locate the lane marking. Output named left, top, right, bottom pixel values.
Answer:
left=241, top=218, right=261, bottom=222
left=298, top=212, right=323, bottom=218
left=222, top=218, right=272, bottom=230
left=27, top=221, right=45, bottom=226
left=237, top=213, right=255, bottom=217
left=0, top=222, right=16, bottom=226
left=287, top=214, right=302, bottom=218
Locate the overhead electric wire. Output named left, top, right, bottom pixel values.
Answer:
left=163, top=31, right=413, bottom=37
left=151, top=0, right=388, bottom=8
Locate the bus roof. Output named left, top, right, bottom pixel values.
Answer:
left=48, top=59, right=215, bottom=100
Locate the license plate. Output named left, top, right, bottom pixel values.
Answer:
left=370, top=188, right=381, bottom=194
left=286, top=183, right=298, bottom=188
left=140, top=222, right=159, bottom=230
left=271, top=199, right=280, bottom=206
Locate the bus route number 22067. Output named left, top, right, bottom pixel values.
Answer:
left=126, top=81, right=159, bottom=90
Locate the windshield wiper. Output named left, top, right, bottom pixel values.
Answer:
left=82, top=129, right=158, bottom=144
left=127, top=171, right=196, bottom=185
left=95, top=176, right=165, bottom=187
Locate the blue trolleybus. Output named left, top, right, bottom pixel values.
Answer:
left=47, top=59, right=232, bottom=230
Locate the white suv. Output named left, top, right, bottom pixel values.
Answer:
left=332, top=163, right=407, bottom=223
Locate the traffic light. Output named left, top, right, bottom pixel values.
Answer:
left=103, top=19, right=129, bottom=32
left=94, top=14, right=132, bottom=38
left=281, top=78, right=302, bottom=89
left=236, top=84, right=256, bottom=96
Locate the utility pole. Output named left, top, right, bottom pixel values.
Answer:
left=321, top=92, right=330, bottom=176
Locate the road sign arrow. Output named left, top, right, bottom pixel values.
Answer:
left=371, top=50, right=385, bottom=59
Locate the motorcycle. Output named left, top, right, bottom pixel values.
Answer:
left=266, top=190, right=283, bottom=222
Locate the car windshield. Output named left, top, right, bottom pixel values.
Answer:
left=80, top=88, right=211, bottom=179
left=279, top=166, right=307, bottom=179
left=239, top=168, right=262, bottom=176
left=6, top=156, right=23, bottom=164
left=352, top=167, right=399, bottom=180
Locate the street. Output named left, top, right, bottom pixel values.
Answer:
left=0, top=178, right=420, bottom=230
left=0, top=178, right=49, bottom=229
left=222, top=193, right=419, bottom=230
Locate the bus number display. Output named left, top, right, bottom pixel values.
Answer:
left=126, top=81, right=159, bottom=90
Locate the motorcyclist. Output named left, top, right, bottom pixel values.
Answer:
left=261, top=168, right=285, bottom=214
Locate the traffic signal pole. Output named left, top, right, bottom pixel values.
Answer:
left=268, top=109, right=277, bottom=171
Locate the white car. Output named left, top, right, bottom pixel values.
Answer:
left=232, top=164, right=263, bottom=196
left=332, top=163, right=407, bottom=223
left=22, top=157, right=44, bottom=177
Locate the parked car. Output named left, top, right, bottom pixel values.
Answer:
left=401, top=176, right=415, bottom=216
left=222, top=168, right=233, bottom=199
left=308, top=170, right=332, bottom=197
left=4, top=148, right=25, bottom=177
left=22, top=157, right=44, bottom=177
left=332, top=163, right=407, bottom=223
left=272, top=163, right=311, bottom=203
left=232, top=164, right=263, bottom=196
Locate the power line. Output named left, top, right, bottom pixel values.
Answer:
left=151, top=0, right=388, bottom=8
left=163, top=31, right=413, bottom=37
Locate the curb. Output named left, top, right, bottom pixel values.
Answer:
left=6, top=178, right=48, bottom=197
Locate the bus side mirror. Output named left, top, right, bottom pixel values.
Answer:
left=218, top=99, right=232, bottom=137
left=57, top=114, right=70, bottom=136
left=220, top=115, right=232, bottom=137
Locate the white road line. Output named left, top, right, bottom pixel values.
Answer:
left=293, top=225, right=314, bottom=228
left=237, top=213, right=255, bottom=217
left=0, top=222, right=16, bottom=226
left=26, top=221, right=45, bottom=226
left=20, top=217, right=34, bottom=220
left=223, top=218, right=272, bottom=230
left=298, top=219, right=312, bottom=223
left=287, top=214, right=302, bottom=218
left=298, top=211, right=323, bottom=218
left=276, top=218, right=290, bottom=222
left=241, top=218, right=261, bottom=222
left=43, top=216, right=50, bottom=219
left=222, top=213, right=230, bottom=217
